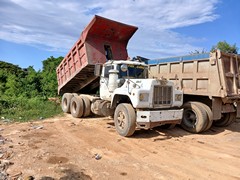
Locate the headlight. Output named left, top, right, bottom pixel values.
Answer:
left=175, top=94, right=182, bottom=101
left=139, top=93, right=149, bottom=101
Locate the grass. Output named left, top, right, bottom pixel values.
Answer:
left=0, top=97, right=63, bottom=122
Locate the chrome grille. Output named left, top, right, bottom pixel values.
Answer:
left=153, top=86, right=172, bottom=106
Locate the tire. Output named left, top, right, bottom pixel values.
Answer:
left=61, top=93, right=73, bottom=113
left=70, top=96, right=84, bottom=118
left=81, top=96, right=91, bottom=117
left=224, top=112, right=236, bottom=126
left=181, top=102, right=208, bottom=133
left=114, top=103, right=136, bottom=137
left=192, top=102, right=213, bottom=131
left=213, top=112, right=236, bottom=127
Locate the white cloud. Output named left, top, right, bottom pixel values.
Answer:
left=0, top=0, right=219, bottom=58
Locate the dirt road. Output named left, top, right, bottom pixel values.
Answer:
left=1, top=114, right=240, bottom=179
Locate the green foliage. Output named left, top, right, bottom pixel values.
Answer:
left=0, top=57, right=63, bottom=121
left=41, top=56, right=63, bottom=97
left=0, top=70, right=8, bottom=94
left=0, top=96, right=62, bottom=122
left=21, top=66, right=42, bottom=98
left=211, top=41, right=238, bottom=54
left=0, top=61, right=26, bottom=96
left=0, top=61, right=22, bottom=74
left=5, top=74, right=22, bottom=97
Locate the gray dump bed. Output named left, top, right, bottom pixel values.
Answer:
left=148, top=50, right=240, bottom=103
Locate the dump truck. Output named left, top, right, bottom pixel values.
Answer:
left=56, top=15, right=183, bottom=136
left=148, top=51, right=240, bottom=133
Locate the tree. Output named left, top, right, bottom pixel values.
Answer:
left=41, top=56, right=63, bottom=97
left=0, top=61, right=22, bottom=74
left=4, top=74, right=21, bottom=97
left=211, top=41, right=238, bottom=54
left=21, top=66, right=41, bottom=98
left=0, top=56, right=63, bottom=99
left=0, top=69, right=8, bottom=95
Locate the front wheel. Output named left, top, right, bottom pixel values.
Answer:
left=114, top=103, right=136, bottom=137
left=181, top=102, right=208, bottom=133
left=191, top=102, right=213, bottom=131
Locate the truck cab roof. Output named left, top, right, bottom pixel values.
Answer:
left=104, top=60, right=148, bottom=67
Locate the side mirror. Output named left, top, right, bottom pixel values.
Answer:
left=94, top=64, right=102, bottom=77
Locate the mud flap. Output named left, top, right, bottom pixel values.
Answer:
left=212, top=97, right=222, bottom=120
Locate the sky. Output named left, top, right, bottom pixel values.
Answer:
left=0, top=0, right=239, bottom=70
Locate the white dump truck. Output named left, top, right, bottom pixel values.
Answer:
left=57, top=15, right=183, bottom=136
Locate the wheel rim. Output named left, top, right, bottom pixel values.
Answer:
left=183, top=109, right=197, bottom=127
left=117, top=111, right=127, bottom=130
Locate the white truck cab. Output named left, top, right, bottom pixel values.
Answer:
left=96, top=60, right=183, bottom=136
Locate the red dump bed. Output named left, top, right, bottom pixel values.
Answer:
left=57, top=15, right=138, bottom=95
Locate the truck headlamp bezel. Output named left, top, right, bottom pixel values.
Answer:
left=139, top=93, right=149, bottom=101
left=175, top=94, right=182, bottom=101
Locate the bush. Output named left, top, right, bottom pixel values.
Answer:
left=0, top=56, right=64, bottom=121
left=0, top=97, right=62, bottom=122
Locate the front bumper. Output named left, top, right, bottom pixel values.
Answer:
left=136, top=109, right=183, bottom=129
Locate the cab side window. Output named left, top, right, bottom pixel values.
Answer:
left=104, top=45, right=113, bottom=60
left=104, top=65, right=114, bottom=78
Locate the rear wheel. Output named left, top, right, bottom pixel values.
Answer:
left=81, top=96, right=91, bottom=117
left=225, top=112, right=236, bottom=126
left=213, top=112, right=236, bottom=127
left=70, top=96, right=84, bottom=118
left=61, top=93, right=73, bottom=113
left=192, top=102, right=213, bottom=131
left=181, top=102, right=208, bottom=133
left=114, top=103, right=136, bottom=137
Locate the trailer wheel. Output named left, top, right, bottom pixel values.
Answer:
left=114, top=103, right=136, bottom=137
left=61, top=93, right=73, bottom=113
left=181, top=102, right=208, bottom=133
left=81, top=96, right=91, bottom=117
left=192, top=102, right=213, bottom=131
left=225, top=112, right=236, bottom=126
left=70, top=96, right=84, bottom=118
left=213, top=112, right=236, bottom=127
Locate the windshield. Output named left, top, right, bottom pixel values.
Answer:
left=118, top=64, right=147, bottom=78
